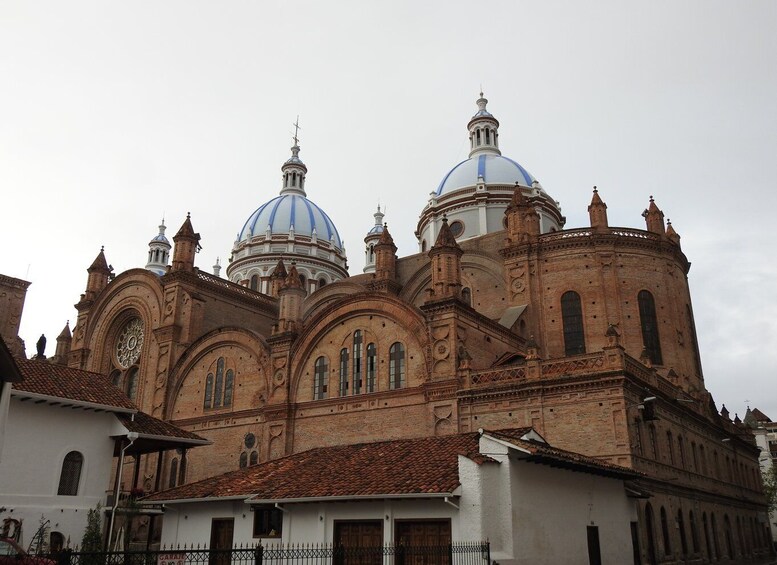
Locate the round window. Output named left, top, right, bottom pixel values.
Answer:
left=116, top=318, right=144, bottom=369
left=244, top=433, right=256, bottom=449
left=449, top=220, right=464, bottom=238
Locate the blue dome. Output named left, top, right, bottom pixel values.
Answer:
left=436, top=154, right=537, bottom=196
left=151, top=233, right=170, bottom=244
left=239, top=194, right=343, bottom=249
left=367, top=224, right=384, bottom=235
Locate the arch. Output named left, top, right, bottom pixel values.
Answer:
left=249, top=450, right=258, bottom=465
left=638, top=289, right=663, bottom=365
left=723, top=514, right=733, bottom=558
left=366, top=342, right=377, bottom=393
left=339, top=348, right=349, bottom=396
left=689, top=510, right=700, bottom=554
left=702, top=512, right=712, bottom=560
left=290, top=293, right=430, bottom=402
left=352, top=330, right=363, bottom=394
left=677, top=508, right=688, bottom=557
left=239, top=452, right=248, bottom=468
left=250, top=274, right=259, bottom=291
left=166, top=327, right=271, bottom=420
left=57, top=451, right=84, bottom=495
left=49, top=532, right=65, bottom=552
left=561, top=291, right=585, bottom=355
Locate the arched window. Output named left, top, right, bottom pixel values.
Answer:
left=125, top=366, right=138, bottom=400
left=110, top=369, right=122, bottom=388
left=299, top=274, right=306, bottom=289
left=250, top=275, right=259, bottom=291
left=421, top=240, right=427, bottom=252
left=699, top=444, right=706, bottom=475
left=666, top=431, right=674, bottom=465
left=638, top=290, right=663, bottom=365
left=461, top=287, right=472, bottom=306
left=723, top=515, right=733, bottom=558
left=339, top=348, right=349, bottom=396
left=366, top=343, right=376, bottom=393
left=239, top=452, right=248, bottom=469
left=369, top=244, right=374, bottom=262
left=691, top=441, right=698, bottom=472
left=677, top=509, right=688, bottom=557
left=249, top=450, right=258, bottom=466
left=224, top=369, right=234, bottom=407
left=169, top=457, right=178, bottom=488
left=352, top=331, right=363, bottom=395
left=476, top=130, right=481, bottom=145
left=711, top=513, right=721, bottom=559
left=204, top=372, right=214, bottom=409
left=57, top=451, right=83, bottom=495
left=688, top=511, right=699, bottom=555
left=678, top=435, right=686, bottom=468
left=660, top=506, right=672, bottom=556
left=389, top=342, right=405, bottom=390
left=314, top=356, right=328, bottom=400
left=702, top=512, right=712, bottom=560
left=561, top=291, right=585, bottom=355
left=318, top=278, right=327, bottom=289
left=214, top=358, right=224, bottom=408
left=49, top=532, right=64, bottom=553
left=644, top=503, right=657, bottom=565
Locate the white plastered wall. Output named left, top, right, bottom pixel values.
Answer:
left=0, top=397, right=117, bottom=547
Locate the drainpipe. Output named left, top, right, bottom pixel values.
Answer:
left=107, top=431, right=139, bottom=550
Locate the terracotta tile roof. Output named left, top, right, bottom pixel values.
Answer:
left=12, top=357, right=136, bottom=410
left=145, top=432, right=487, bottom=503
left=488, top=429, right=643, bottom=479
left=117, top=411, right=207, bottom=443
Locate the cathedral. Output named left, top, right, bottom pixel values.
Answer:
left=46, top=94, right=770, bottom=561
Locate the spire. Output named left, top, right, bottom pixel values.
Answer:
left=363, top=205, right=386, bottom=274
left=427, top=216, right=464, bottom=301
left=269, top=258, right=288, bottom=297
left=643, top=196, right=665, bottom=235
left=171, top=213, right=201, bottom=272
left=212, top=257, right=221, bottom=277
left=85, top=247, right=111, bottom=300
left=432, top=215, right=461, bottom=249
left=146, top=218, right=172, bottom=276
left=280, top=118, right=308, bottom=196
left=504, top=183, right=539, bottom=244
left=283, top=262, right=304, bottom=290
left=665, top=219, right=681, bottom=247
left=588, top=186, right=609, bottom=232
left=53, top=321, right=72, bottom=365
left=373, top=223, right=398, bottom=286
left=467, top=91, right=501, bottom=158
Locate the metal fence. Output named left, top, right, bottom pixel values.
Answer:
left=45, top=542, right=490, bottom=565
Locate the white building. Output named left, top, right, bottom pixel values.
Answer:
left=145, top=428, right=642, bottom=565
left=0, top=343, right=208, bottom=550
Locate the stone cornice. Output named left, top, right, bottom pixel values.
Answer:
left=161, top=268, right=278, bottom=316
left=500, top=227, right=690, bottom=273
left=0, top=273, right=31, bottom=290
left=420, top=298, right=525, bottom=348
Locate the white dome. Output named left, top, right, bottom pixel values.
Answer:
left=436, top=154, right=537, bottom=196
left=238, top=194, right=343, bottom=250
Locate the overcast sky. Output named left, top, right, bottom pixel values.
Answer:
left=2, top=1, right=775, bottom=420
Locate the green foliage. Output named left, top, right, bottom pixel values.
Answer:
left=764, top=466, right=777, bottom=515
left=81, top=503, right=103, bottom=552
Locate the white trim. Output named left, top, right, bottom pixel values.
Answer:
left=10, top=388, right=136, bottom=414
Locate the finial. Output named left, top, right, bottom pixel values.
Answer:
left=100, top=245, right=104, bottom=251
left=649, top=195, right=654, bottom=202
left=442, top=214, right=448, bottom=224
left=187, top=211, right=191, bottom=218
left=292, top=116, right=301, bottom=146
left=593, top=185, right=598, bottom=193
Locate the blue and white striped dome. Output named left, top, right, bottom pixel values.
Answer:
left=238, top=194, right=343, bottom=249
left=436, top=154, right=537, bottom=196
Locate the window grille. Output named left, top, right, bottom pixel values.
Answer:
left=366, top=343, right=376, bottom=393
left=389, top=342, right=405, bottom=389
left=339, top=349, right=349, bottom=396
left=314, top=357, right=328, bottom=400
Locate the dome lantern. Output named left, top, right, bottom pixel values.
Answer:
left=467, top=92, right=501, bottom=158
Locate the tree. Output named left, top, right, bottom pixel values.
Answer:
left=81, top=503, right=103, bottom=552
left=764, top=466, right=777, bottom=515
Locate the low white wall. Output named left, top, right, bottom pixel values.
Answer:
left=0, top=398, right=117, bottom=547
left=160, top=498, right=459, bottom=547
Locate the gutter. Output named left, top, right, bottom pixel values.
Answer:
left=249, top=492, right=459, bottom=504
left=111, top=431, right=212, bottom=446
left=141, top=495, right=248, bottom=505
left=11, top=388, right=136, bottom=414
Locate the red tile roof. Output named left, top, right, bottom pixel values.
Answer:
left=144, top=427, right=639, bottom=504
left=12, top=357, right=136, bottom=410
left=117, top=411, right=208, bottom=443
left=489, top=429, right=643, bottom=480
left=145, top=432, right=487, bottom=503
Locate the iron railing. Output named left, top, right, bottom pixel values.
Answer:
left=44, top=542, right=490, bottom=565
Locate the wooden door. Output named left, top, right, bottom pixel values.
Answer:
left=395, top=520, right=452, bottom=565
left=209, top=519, right=234, bottom=565
left=334, top=521, right=383, bottom=565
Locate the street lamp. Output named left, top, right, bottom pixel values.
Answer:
left=107, top=432, right=139, bottom=550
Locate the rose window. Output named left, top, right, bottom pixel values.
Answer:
left=116, top=318, right=144, bottom=368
